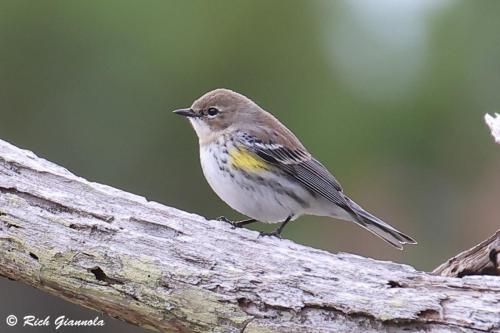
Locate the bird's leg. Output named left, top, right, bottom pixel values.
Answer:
left=216, top=216, right=257, bottom=228
left=231, top=218, right=257, bottom=228
left=259, top=215, right=292, bottom=238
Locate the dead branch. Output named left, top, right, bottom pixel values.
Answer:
left=0, top=138, right=499, bottom=333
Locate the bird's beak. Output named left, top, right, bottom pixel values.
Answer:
left=173, top=108, right=199, bottom=118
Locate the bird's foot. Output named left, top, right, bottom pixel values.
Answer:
left=216, top=217, right=258, bottom=229
left=258, top=230, right=282, bottom=239
left=216, top=216, right=233, bottom=223
left=216, top=216, right=240, bottom=229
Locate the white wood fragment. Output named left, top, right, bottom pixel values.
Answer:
left=485, top=113, right=500, bottom=143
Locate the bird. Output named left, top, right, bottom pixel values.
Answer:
left=173, top=88, right=416, bottom=249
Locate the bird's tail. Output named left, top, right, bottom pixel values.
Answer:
left=343, top=197, right=417, bottom=250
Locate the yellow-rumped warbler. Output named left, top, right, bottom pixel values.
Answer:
left=174, top=88, right=416, bottom=249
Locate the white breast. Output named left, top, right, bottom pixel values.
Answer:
left=199, top=142, right=310, bottom=223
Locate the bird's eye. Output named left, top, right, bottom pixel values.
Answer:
left=207, top=107, right=219, bottom=116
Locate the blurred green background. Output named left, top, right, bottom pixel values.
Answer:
left=1, top=0, right=499, bottom=332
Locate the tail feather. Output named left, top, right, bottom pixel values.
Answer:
left=344, top=198, right=417, bottom=250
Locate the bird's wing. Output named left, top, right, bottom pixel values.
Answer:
left=239, top=133, right=347, bottom=207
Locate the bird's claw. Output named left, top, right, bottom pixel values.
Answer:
left=216, top=216, right=232, bottom=223
left=258, top=230, right=282, bottom=239
left=216, top=216, right=239, bottom=229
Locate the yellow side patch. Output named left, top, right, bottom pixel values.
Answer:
left=229, top=147, right=268, bottom=171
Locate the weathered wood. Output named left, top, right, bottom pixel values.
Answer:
left=433, top=230, right=499, bottom=278
left=0, top=138, right=499, bottom=333
left=485, top=113, right=500, bottom=143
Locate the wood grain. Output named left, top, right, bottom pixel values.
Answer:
left=0, top=138, right=499, bottom=332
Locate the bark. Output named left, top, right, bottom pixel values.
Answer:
left=0, top=138, right=499, bottom=333
left=433, top=230, right=499, bottom=278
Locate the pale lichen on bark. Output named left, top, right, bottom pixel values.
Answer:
left=0, top=137, right=499, bottom=333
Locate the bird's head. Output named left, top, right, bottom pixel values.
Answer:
left=173, top=88, right=262, bottom=141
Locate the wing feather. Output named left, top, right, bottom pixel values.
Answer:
left=241, top=137, right=348, bottom=207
